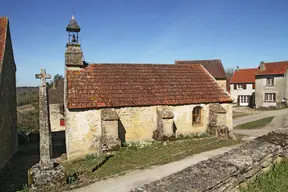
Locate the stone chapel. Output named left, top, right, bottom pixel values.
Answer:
left=64, top=16, right=233, bottom=161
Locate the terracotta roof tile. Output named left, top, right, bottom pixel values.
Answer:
left=230, top=68, right=258, bottom=84
left=175, top=59, right=226, bottom=79
left=256, top=61, right=288, bottom=75
left=67, top=64, right=232, bottom=109
left=0, top=17, right=8, bottom=68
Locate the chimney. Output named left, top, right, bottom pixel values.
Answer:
left=236, top=66, right=239, bottom=71
left=259, top=61, right=265, bottom=71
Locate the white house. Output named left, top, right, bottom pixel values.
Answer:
left=229, top=68, right=257, bottom=106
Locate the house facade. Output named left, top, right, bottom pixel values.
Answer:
left=0, top=17, right=17, bottom=169
left=175, top=60, right=227, bottom=91
left=48, top=79, right=65, bottom=132
left=255, top=61, right=288, bottom=108
left=229, top=68, right=257, bottom=106
left=64, top=16, right=233, bottom=161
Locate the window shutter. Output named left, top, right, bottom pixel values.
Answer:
left=253, top=83, right=255, bottom=89
left=234, top=84, right=237, bottom=89
left=243, top=84, right=246, bottom=89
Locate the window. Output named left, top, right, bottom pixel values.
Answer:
left=236, top=84, right=243, bottom=89
left=192, top=106, right=202, bottom=125
left=239, top=95, right=250, bottom=104
left=265, top=93, right=276, bottom=102
left=266, top=78, right=274, bottom=86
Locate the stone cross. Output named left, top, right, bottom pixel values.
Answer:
left=35, top=69, right=53, bottom=169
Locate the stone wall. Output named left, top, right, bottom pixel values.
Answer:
left=65, top=103, right=233, bottom=161
left=49, top=104, right=65, bottom=132
left=216, top=79, right=227, bottom=91
left=0, top=23, right=17, bottom=169
left=132, top=129, right=288, bottom=192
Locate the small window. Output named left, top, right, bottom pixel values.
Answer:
left=192, top=106, right=202, bottom=125
left=265, top=93, right=276, bottom=102
left=266, top=78, right=274, bottom=86
left=237, top=84, right=243, bottom=89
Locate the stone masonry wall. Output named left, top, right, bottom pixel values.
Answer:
left=65, top=103, right=233, bottom=161
left=0, top=24, right=17, bottom=169
left=216, top=79, right=227, bottom=91
left=132, top=129, right=288, bottom=192
left=49, top=104, right=65, bottom=132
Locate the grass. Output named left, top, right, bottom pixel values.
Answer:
left=233, top=112, right=250, bottom=119
left=242, top=160, right=288, bottom=192
left=63, top=136, right=241, bottom=185
left=234, top=116, right=275, bottom=129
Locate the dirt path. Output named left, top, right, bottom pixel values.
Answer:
left=234, top=109, right=288, bottom=140
left=234, top=108, right=288, bottom=127
left=69, top=145, right=240, bottom=192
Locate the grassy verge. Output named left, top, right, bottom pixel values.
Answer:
left=233, top=112, right=250, bottom=119
left=242, top=160, right=288, bottom=192
left=234, top=116, right=275, bottom=129
left=63, top=136, right=241, bottom=185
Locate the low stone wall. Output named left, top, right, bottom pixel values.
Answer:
left=132, top=129, right=288, bottom=192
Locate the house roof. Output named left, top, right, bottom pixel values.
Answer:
left=256, top=61, right=288, bottom=76
left=230, top=68, right=258, bottom=84
left=67, top=64, right=232, bottom=109
left=0, top=17, right=8, bottom=70
left=175, top=59, right=226, bottom=79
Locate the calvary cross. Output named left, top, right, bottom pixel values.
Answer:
left=35, top=69, right=53, bottom=169
left=35, top=69, right=51, bottom=87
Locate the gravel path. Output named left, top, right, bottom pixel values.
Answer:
left=69, top=145, right=240, bottom=192
left=234, top=108, right=288, bottom=140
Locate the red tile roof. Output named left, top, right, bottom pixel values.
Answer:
left=67, top=64, right=232, bottom=109
left=175, top=59, right=226, bottom=79
left=0, top=17, right=8, bottom=67
left=256, top=61, right=288, bottom=76
left=230, top=68, right=258, bottom=84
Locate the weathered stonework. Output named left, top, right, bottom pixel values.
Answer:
left=131, top=129, right=288, bottom=192
left=100, top=109, right=120, bottom=152
left=36, top=69, right=53, bottom=169
left=65, top=43, right=83, bottom=68
left=154, top=107, right=175, bottom=140
left=65, top=103, right=233, bottom=161
left=29, top=162, right=66, bottom=192
left=207, top=104, right=236, bottom=140
left=0, top=18, right=17, bottom=169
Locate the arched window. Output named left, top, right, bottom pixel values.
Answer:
left=192, top=106, right=202, bottom=125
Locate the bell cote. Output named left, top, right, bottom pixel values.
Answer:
left=65, top=15, right=84, bottom=68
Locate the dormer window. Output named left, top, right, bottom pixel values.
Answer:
left=266, top=78, right=274, bottom=86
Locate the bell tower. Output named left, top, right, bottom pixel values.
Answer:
left=65, top=15, right=84, bottom=68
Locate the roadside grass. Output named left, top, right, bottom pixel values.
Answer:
left=241, top=160, right=288, bottom=192
left=233, top=112, right=250, bottom=119
left=63, top=136, right=242, bottom=185
left=234, top=116, right=275, bottom=129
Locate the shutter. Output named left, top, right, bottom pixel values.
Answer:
left=243, top=84, right=246, bottom=89
left=234, top=84, right=237, bottom=89
left=252, top=83, right=255, bottom=89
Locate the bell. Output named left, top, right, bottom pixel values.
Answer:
left=72, top=34, right=77, bottom=43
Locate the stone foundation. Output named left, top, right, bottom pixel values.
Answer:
left=132, top=129, right=288, bottom=192
left=29, top=162, right=66, bottom=192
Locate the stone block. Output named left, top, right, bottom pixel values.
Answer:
left=261, top=154, right=273, bottom=168
left=162, top=119, right=174, bottom=138
left=101, top=109, right=119, bottom=121
left=29, top=162, right=66, bottom=192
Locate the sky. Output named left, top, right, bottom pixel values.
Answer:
left=1, top=0, right=288, bottom=86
